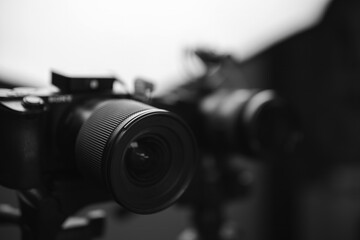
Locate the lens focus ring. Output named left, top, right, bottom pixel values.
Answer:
left=76, top=99, right=153, bottom=183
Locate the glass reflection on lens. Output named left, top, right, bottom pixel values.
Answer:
left=125, top=138, right=169, bottom=187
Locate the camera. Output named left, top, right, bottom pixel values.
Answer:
left=0, top=72, right=197, bottom=214
left=153, top=51, right=299, bottom=158
left=149, top=50, right=302, bottom=240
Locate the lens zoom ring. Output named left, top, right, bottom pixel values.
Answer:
left=76, top=99, right=153, bottom=183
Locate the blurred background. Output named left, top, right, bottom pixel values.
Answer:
left=0, top=0, right=329, bottom=90
left=3, top=0, right=360, bottom=239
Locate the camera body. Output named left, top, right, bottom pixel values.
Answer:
left=0, top=72, right=197, bottom=214
left=0, top=72, right=123, bottom=189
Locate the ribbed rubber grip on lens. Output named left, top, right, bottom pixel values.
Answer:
left=75, top=99, right=153, bottom=184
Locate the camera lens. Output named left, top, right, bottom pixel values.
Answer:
left=75, top=99, right=197, bottom=214
left=201, top=89, right=298, bottom=155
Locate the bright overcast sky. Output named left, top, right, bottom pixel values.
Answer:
left=0, top=0, right=331, bottom=89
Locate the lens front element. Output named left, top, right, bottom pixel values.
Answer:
left=125, top=137, right=170, bottom=187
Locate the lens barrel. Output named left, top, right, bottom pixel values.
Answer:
left=76, top=99, right=197, bottom=214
